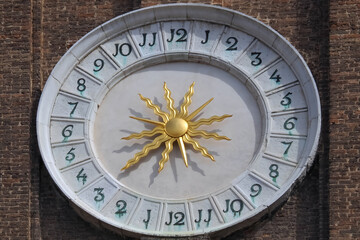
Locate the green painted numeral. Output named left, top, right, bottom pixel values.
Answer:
left=165, top=211, right=185, bottom=226
left=139, top=32, right=156, bottom=47
left=62, top=125, right=73, bottom=142
left=93, top=58, right=104, bottom=72
left=225, top=37, right=238, bottom=51
left=194, top=209, right=212, bottom=226
left=94, top=187, right=105, bottom=202
left=76, top=168, right=87, bottom=185
left=269, top=164, right=279, bottom=183
left=281, top=141, right=293, bottom=155
left=280, top=92, right=293, bottom=107
left=223, top=199, right=243, bottom=217
left=270, top=69, right=281, bottom=83
left=143, top=209, right=151, bottom=229
left=250, top=183, right=262, bottom=198
left=65, top=147, right=75, bottom=162
left=201, top=30, right=210, bottom=44
left=115, top=200, right=127, bottom=217
left=167, top=28, right=187, bottom=43
left=68, top=101, right=78, bottom=117
left=251, top=52, right=262, bottom=66
left=77, top=78, right=86, bottom=93
left=113, top=43, right=132, bottom=57
left=284, top=117, right=298, bottom=130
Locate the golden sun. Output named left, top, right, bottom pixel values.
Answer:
left=121, top=82, right=232, bottom=173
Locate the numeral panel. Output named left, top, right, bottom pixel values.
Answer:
left=130, top=23, right=164, bottom=57
left=129, top=199, right=161, bottom=231
left=270, top=111, right=308, bottom=136
left=214, top=189, right=251, bottom=223
left=162, top=203, right=189, bottom=232
left=266, top=84, right=307, bottom=112
left=52, top=92, right=91, bottom=119
left=189, top=198, right=222, bottom=230
left=101, top=190, right=139, bottom=224
left=52, top=141, right=90, bottom=169
left=190, top=22, right=224, bottom=55
left=162, top=21, right=192, bottom=52
left=78, top=177, right=118, bottom=211
left=61, top=160, right=101, bottom=192
left=254, top=60, right=298, bottom=92
left=50, top=120, right=85, bottom=144
left=102, top=32, right=139, bottom=68
left=214, top=27, right=254, bottom=62
left=61, top=69, right=102, bottom=99
left=237, top=40, right=279, bottom=76
left=251, top=156, right=296, bottom=187
left=78, top=49, right=118, bottom=82
left=234, top=174, right=277, bottom=207
left=266, top=136, right=306, bottom=162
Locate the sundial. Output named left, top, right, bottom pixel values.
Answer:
left=37, top=4, right=321, bottom=238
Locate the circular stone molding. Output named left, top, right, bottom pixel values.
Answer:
left=37, top=4, right=321, bottom=238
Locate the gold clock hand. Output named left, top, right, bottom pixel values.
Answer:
left=186, top=98, right=214, bottom=121
left=129, top=116, right=165, bottom=127
left=177, top=137, right=188, bottom=167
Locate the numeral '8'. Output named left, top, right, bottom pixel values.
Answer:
left=77, top=78, right=86, bottom=92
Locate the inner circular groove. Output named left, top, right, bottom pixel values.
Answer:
left=93, top=61, right=265, bottom=199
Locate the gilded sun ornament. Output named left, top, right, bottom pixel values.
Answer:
left=122, top=82, right=232, bottom=172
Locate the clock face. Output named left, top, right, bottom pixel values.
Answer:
left=37, top=4, right=321, bottom=237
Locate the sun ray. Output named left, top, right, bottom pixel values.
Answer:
left=186, top=98, right=213, bottom=121
left=163, top=82, right=177, bottom=118
left=158, top=138, right=176, bottom=172
left=187, top=129, right=231, bottom=141
left=179, top=82, right=195, bottom=118
left=130, top=116, right=165, bottom=127
left=177, top=137, right=188, bottom=167
left=122, top=127, right=164, bottom=140
left=121, top=134, right=170, bottom=170
left=139, top=94, right=169, bottom=122
left=189, top=114, right=232, bottom=129
left=183, top=134, right=214, bottom=161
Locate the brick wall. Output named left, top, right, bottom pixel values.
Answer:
left=0, top=0, right=359, bottom=239
left=0, top=1, right=32, bottom=239
left=329, top=0, right=360, bottom=239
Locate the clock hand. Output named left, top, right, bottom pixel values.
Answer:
left=186, top=98, right=214, bottom=121
left=129, top=116, right=165, bottom=127
left=177, top=137, right=188, bottom=167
